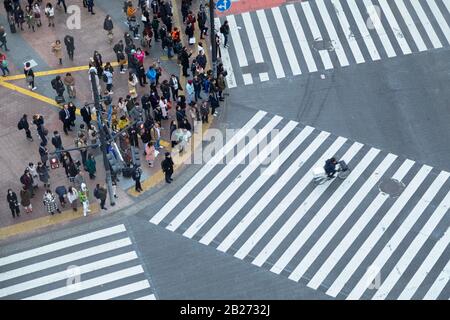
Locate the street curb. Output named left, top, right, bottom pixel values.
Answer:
left=0, top=203, right=100, bottom=241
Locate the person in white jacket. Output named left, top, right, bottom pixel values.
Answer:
left=67, top=186, right=78, bottom=212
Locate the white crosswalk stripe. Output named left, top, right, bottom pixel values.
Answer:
left=149, top=112, right=450, bottom=299
left=0, top=225, right=156, bottom=300
left=218, top=0, right=450, bottom=88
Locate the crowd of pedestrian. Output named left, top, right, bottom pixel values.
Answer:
left=4, top=0, right=229, bottom=220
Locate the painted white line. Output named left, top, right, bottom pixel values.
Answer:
left=242, top=73, right=253, bottom=85
left=79, top=279, right=150, bottom=300
left=0, top=251, right=138, bottom=298
left=330, top=0, right=365, bottom=64
left=198, top=124, right=301, bottom=245
left=259, top=72, right=269, bottom=82
left=25, top=265, right=145, bottom=300
left=302, top=1, right=334, bottom=69
left=286, top=4, right=318, bottom=72
left=377, top=0, right=412, bottom=55
left=427, top=0, right=450, bottom=45
left=183, top=121, right=300, bottom=239
left=256, top=9, right=285, bottom=78
left=150, top=111, right=266, bottom=225
left=346, top=0, right=381, bottom=61
left=410, top=0, right=442, bottom=49
left=393, top=0, right=427, bottom=52
left=242, top=12, right=264, bottom=64
left=227, top=15, right=249, bottom=67
left=373, top=190, right=450, bottom=299
left=308, top=159, right=414, bottom=290
left=272, top=7, right=302, bottom=75
left=167, top=116, right=283, bottom=232
left=214, top=18, right=237, bottom=88
left=329, top=165, right=432, bottom=298
left=289, top=153, right=397, bottom=282
left=363, top=0, right=397, bottom=58
left=0, top=225, right=126, bottom=267
left=0, top=238, right=132, bottom=282
left=215, top=126, right=315, bottom=251
left=136, top=294, right=156, bottom=300
left=348, top=171, right=449, bottom=299
left=398, top=228, right=450, bottom=299
left=253, top=141, right=362, bottom=268
left=316, top=0, right=350, bottom=66
left=273, top=147, right=380, bottom=275
left=235, top=131, right=331, bottom=260
left=423, top=259, right=450, bottom=300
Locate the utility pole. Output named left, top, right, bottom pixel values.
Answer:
left=209, top=0, right=218, bottom=79
left=89, top=69, right=115, bottom=207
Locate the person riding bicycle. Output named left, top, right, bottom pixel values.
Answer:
left=324, top=157, right=338, bottom=178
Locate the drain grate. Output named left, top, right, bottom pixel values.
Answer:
left=378, top=178, right=405, bottom=198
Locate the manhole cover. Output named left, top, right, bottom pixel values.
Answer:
left=312, top=38, right=334, bottom=52
left=378, top=178, right=405, bottom=198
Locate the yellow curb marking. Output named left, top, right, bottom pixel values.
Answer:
left=0, top=203, right=100, bottom=241
left=1, top=62, right=121, bottom=81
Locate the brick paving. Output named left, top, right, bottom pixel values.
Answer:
left=0, top=0, right=212, bottom=230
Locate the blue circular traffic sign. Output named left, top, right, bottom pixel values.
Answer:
left=216, top=0, right=232, bottom=12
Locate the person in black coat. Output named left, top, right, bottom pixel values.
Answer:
left=161, top=152, right=174, bottom=183
left=68, top=102, right=76, bottom=127
left=7, top=189, right=20, bottom=218
left=132, top=166, right=143, bottom=192
left=59, top=104, right=72, bottom=135
left=18, top=114, right=33, bottom=141
left=80, top=103, right=92, bottom=126
left=179, top=47, right=192, bottom=77
left=64, top=35, right=75, bottom=60
left=52, top=76, right=65, bottom=97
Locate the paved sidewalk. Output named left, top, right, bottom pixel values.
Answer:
left=0, top=0, right=217, bottom=240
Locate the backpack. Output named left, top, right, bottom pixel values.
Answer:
left=94, top=188, right=100, bottom=199
left=102, top=73, right=108, bottom=83
left=220, top=25, right=225, bottom=34
left=17, top=119, right=24, bottom=130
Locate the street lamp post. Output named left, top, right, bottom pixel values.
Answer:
left=89, top=69, right=115, bottom=207
left=209, top=0, right=218, bottom=79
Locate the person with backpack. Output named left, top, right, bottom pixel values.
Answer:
left=220, top=20, right=230, bottom=48
left=55, top=185, right=67, bottom=208
left=51, top=75, right=65, bottom=98
left=18, top=114, right=33, bottom=141
left=37, top=162, right=50, bottom=189
left=0, top=52, right=9, bottom=77
left=94, top=184, right=108, bottom=210
left=24, top=62, right=36, bottom=91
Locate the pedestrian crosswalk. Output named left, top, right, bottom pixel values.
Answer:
left=0, top=224, right=156, bottom=300
left=216, top=0, right=450, bottom=88
left=150, top=110, right=450, bottom=299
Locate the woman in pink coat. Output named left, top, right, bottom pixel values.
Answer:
left=134, top=48, right=145, bottom=65
left=145, top=142, right=156, bottom=167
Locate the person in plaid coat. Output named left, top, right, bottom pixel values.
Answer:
left=43, top=190, right=61, bottom=215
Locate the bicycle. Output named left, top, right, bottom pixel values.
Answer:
left=312, top=160, right=350, bottom=185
